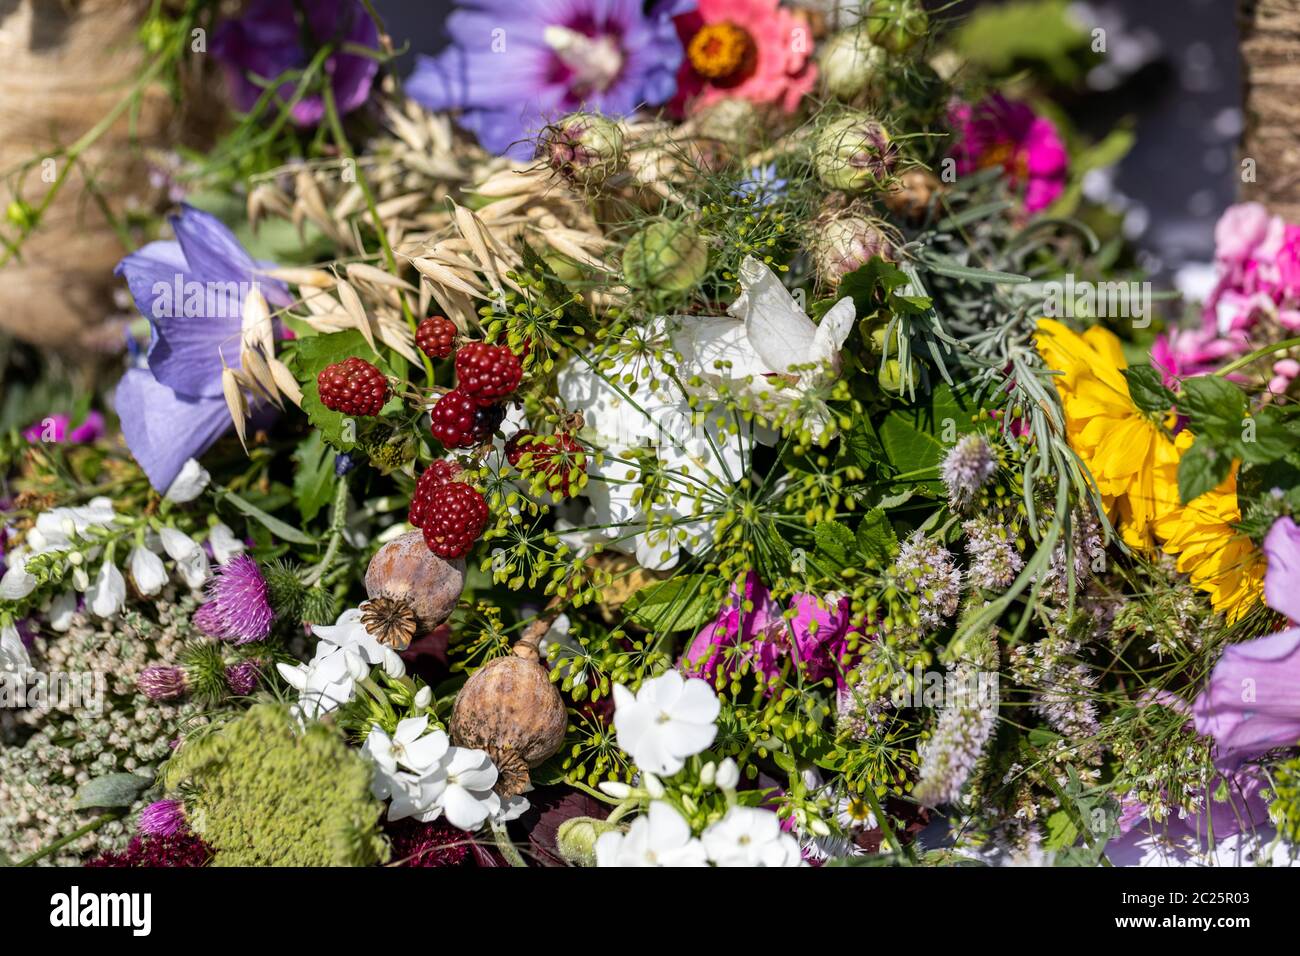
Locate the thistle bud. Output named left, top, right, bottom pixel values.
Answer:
left=539, top=112, right=626, bottom=185
left=819, top=28, right=885, bottom=100
left=866, top=0, right=928, bottom=55
left=814, top=113, right=898, bottom=192
left=812, top=214, right=896, bottom=286
left=622, top=220, right=710, bottom=293
left=556, top=816, right=622, bottom=867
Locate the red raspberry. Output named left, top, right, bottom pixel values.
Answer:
left=429, top=389, right=505, bottom=449
left=416, top=316, right=458, bottom=359
left=317, top=357, right=389, bottom=416
left=455, top=342, right=522, bottom=405
left=506, top=430, right=588, bottom=498
left=409, top=460, right=462, bottom=528
left=421, top=482, right=489, bottom=559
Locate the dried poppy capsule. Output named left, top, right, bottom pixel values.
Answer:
left=361, top=531, right=465, bottom=650
left=449, top=628, right=568, bottom=797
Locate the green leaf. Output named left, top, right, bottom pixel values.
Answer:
left=217, top=488, right=317, bottom=545
left=878, top=382, right=979, bottom=476
left=1177, top=437, right=1232, bottom=505
left=1122, top=365, right=1175, bottom=415
left=290, top=330, right=387, bottom=450
left=1179, top=376, right=1246, bottom=440
left=292, top=431, right=335, bottom=523
left=856, top=509, right=898, bottom=566
left=624, top=574, right=721, bottom=634
left=814, top=520, right=857, bottom=569
left=1238, top=406, right=1294, bottom=465
left=75, top=772, right=152, bottom=810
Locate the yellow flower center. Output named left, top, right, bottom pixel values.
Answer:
left=687, top=22, right=755, bottom=81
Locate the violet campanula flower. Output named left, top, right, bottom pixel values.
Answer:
left=408, top=0, right=687, bottom=159
left=113, top=205, right=290, bottom=492
left=211, top=0, right=380, bottom=127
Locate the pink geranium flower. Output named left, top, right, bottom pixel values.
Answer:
left=671, top=0, right=817, bottom=115
left=948, top=95, right=1068, bottom=214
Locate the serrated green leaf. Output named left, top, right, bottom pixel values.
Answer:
left=878, top=382, right=979, bottom=476
left=1177, top=437, right=1232, bottom=505
left=1122, top=365, right=1175, bottom=414
left=1179, top=375, right=1245, bottom=440
left=624, top=574, right=721, bottom=634
left=814, top=520, right=857, bottom=569
left=856, top=509, right=897, bottom=566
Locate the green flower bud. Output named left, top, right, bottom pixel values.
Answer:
left=5, top=199, right=35, bottom=231
left=866, top=0, right=928, bottom=55
left=556, top=816, right=622, bottom=867
left=878, top=356, right=920, bottom=394
left=539, top=112, right=625, bottom=185
left=814, top=114, right=898, bottom=192
left=819, top=28, right=886, bottom=100
left=622, top=220, right=710, bottom=293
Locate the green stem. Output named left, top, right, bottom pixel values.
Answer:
left=490, top=819, right=528, bottom=867
left=18, top=812, right=122, bottom=867
left=304, top=474, right=350, bottom=585
left=1213, top=336, right=1300, bottom=378
left=320, top=78, right=434, bottom=383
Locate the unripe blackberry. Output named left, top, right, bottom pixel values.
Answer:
left=429, top=389, right=505, bottom=448
left=416, top=316, right=458, bottom=359
left=454, top=342, right=523, bottom=405
left=317, top=357, right=390, bottom=416
left=421, top=482, right=489, bottom=559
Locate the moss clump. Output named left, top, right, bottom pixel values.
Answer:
left=164, top=703, right=388, bottom=867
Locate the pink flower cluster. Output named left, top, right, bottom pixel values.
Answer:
left=681, top=573, right=859, bottom=692
left=948, top=95, right=1068, bottom=214
left=1154, top=202, right=1300, bottom=391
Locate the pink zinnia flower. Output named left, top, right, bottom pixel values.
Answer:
left=949, top=95, right=1068, bottom=213
left=671, top=0, right=817, bottom=115
left=193, top=554, right=273, bottom=644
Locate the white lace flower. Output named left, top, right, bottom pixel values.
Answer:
left=595, top=801, right=708, bottom=867
left=2, top=497, right=120, bottom=600
left=164, top=458, right=211, bottom=503
left=612, top=670, right=720, bottom=776
left=128, top=545, right=167, bottom=597
left=701, top=806, right=804, bottom=867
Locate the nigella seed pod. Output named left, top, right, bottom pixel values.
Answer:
left=361, top=531, right=465, bottom=650
left=819, top=27, right=885, bottom=101
left=811, top=214, right=896, bottom=287
left=883, top=168, right=940, bottom=220
left=622, top=220, right=710, bottom=293
left=866, top=0, right=929, bottom=55
left=814, top=113, right=898, bottom=192
left=449, top=629, right=568, bottom=797
left=539, top=112, right=626, bottom=185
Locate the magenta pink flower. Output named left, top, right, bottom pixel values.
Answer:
left=139, top=800, right=187, bottom=837
left=1149, top=327, right=1240, bottom=387
left=681, top=573, right=857, bottom=691
left=22, top=411, right=105, bottom=445
left=949, top=95, right=1067, bottom=214
left=193, top=554, right=273, bottom=644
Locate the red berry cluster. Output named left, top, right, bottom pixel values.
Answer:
left=421, top=481, right=489, bottom=559
left=408, top=459, right=462, bottom=528
left=505, top=430, right=588, bottom=498
left=317, top=357, right=390, bottom=417
left=430, top=391, right=505, bottom=449
left=454, top=342, right=522, bottom=405
left=416, top=316, right=458, bottom=359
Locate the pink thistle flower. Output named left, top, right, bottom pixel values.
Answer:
left=137, top=666, right=187, bottom=701
left=949, top=95, right=1068, bottom=214
left=192, top=554, right=273, bottom=644
left=139, top=799, right=187, bottom=837
left=224, top=660, right=261, bottom=696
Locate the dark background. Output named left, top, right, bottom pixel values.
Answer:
left=373, top=0, right=1243, bottom=275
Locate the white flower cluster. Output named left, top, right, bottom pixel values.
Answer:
left=595, top=801, right=803, bottom=868
left=363, top=716, right=527, bottom=832
left=0, top=460, right=229, bottom=629
left=276, top=607, right=407, bottom=720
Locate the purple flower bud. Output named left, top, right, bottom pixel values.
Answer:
left=225, top=660, right=261, bottom=697
left=139, top=799, right=187, bottom=837
left=138, top=666, right=187, bottom=701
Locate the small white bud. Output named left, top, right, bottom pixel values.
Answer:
left=716, top=757, right=740, bottom=791
left=414, top=686, right=433, bottom=709
left=598, top=781, right=633, bottom=800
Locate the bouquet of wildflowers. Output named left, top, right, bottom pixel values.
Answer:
left=2, top=0, right=1298, bottom=870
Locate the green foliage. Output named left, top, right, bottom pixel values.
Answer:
left=163, top=704, right=388, bottom=867
left=624, top=574, right=724, bottom=634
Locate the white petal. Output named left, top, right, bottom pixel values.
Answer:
left=47, top=589, right=78, bottom=631
left=734, top=256, right=818, bottom=372
left=0, top=564, right=36, bottom=601
left=673, top=677, right=722, bottom=724
left=208, top=523, right=245, bottom=565
left=158, top=526, right=200, bottom=562
left=441, top=784, right=491, bottom=831
left=164, top=458, right=211, bottom=503
left=809, top=295, right=857, bottom=373
left=129, top=546, right=167, bottom=596
left=87, top=561, right=126, bottom=618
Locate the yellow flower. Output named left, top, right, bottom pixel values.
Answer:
left=1035, top=319, right=1175, bottom=549
left=1035, top=318, right=1263, bottom=620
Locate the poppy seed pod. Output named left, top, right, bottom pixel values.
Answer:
left=361, top=531, right=465, bottom=650
left=449, top=629, right=568, bottom=797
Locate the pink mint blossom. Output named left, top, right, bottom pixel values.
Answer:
left=948, top=95, right=1068, bottom=214
left=671, top=0, right=817, bottom=115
